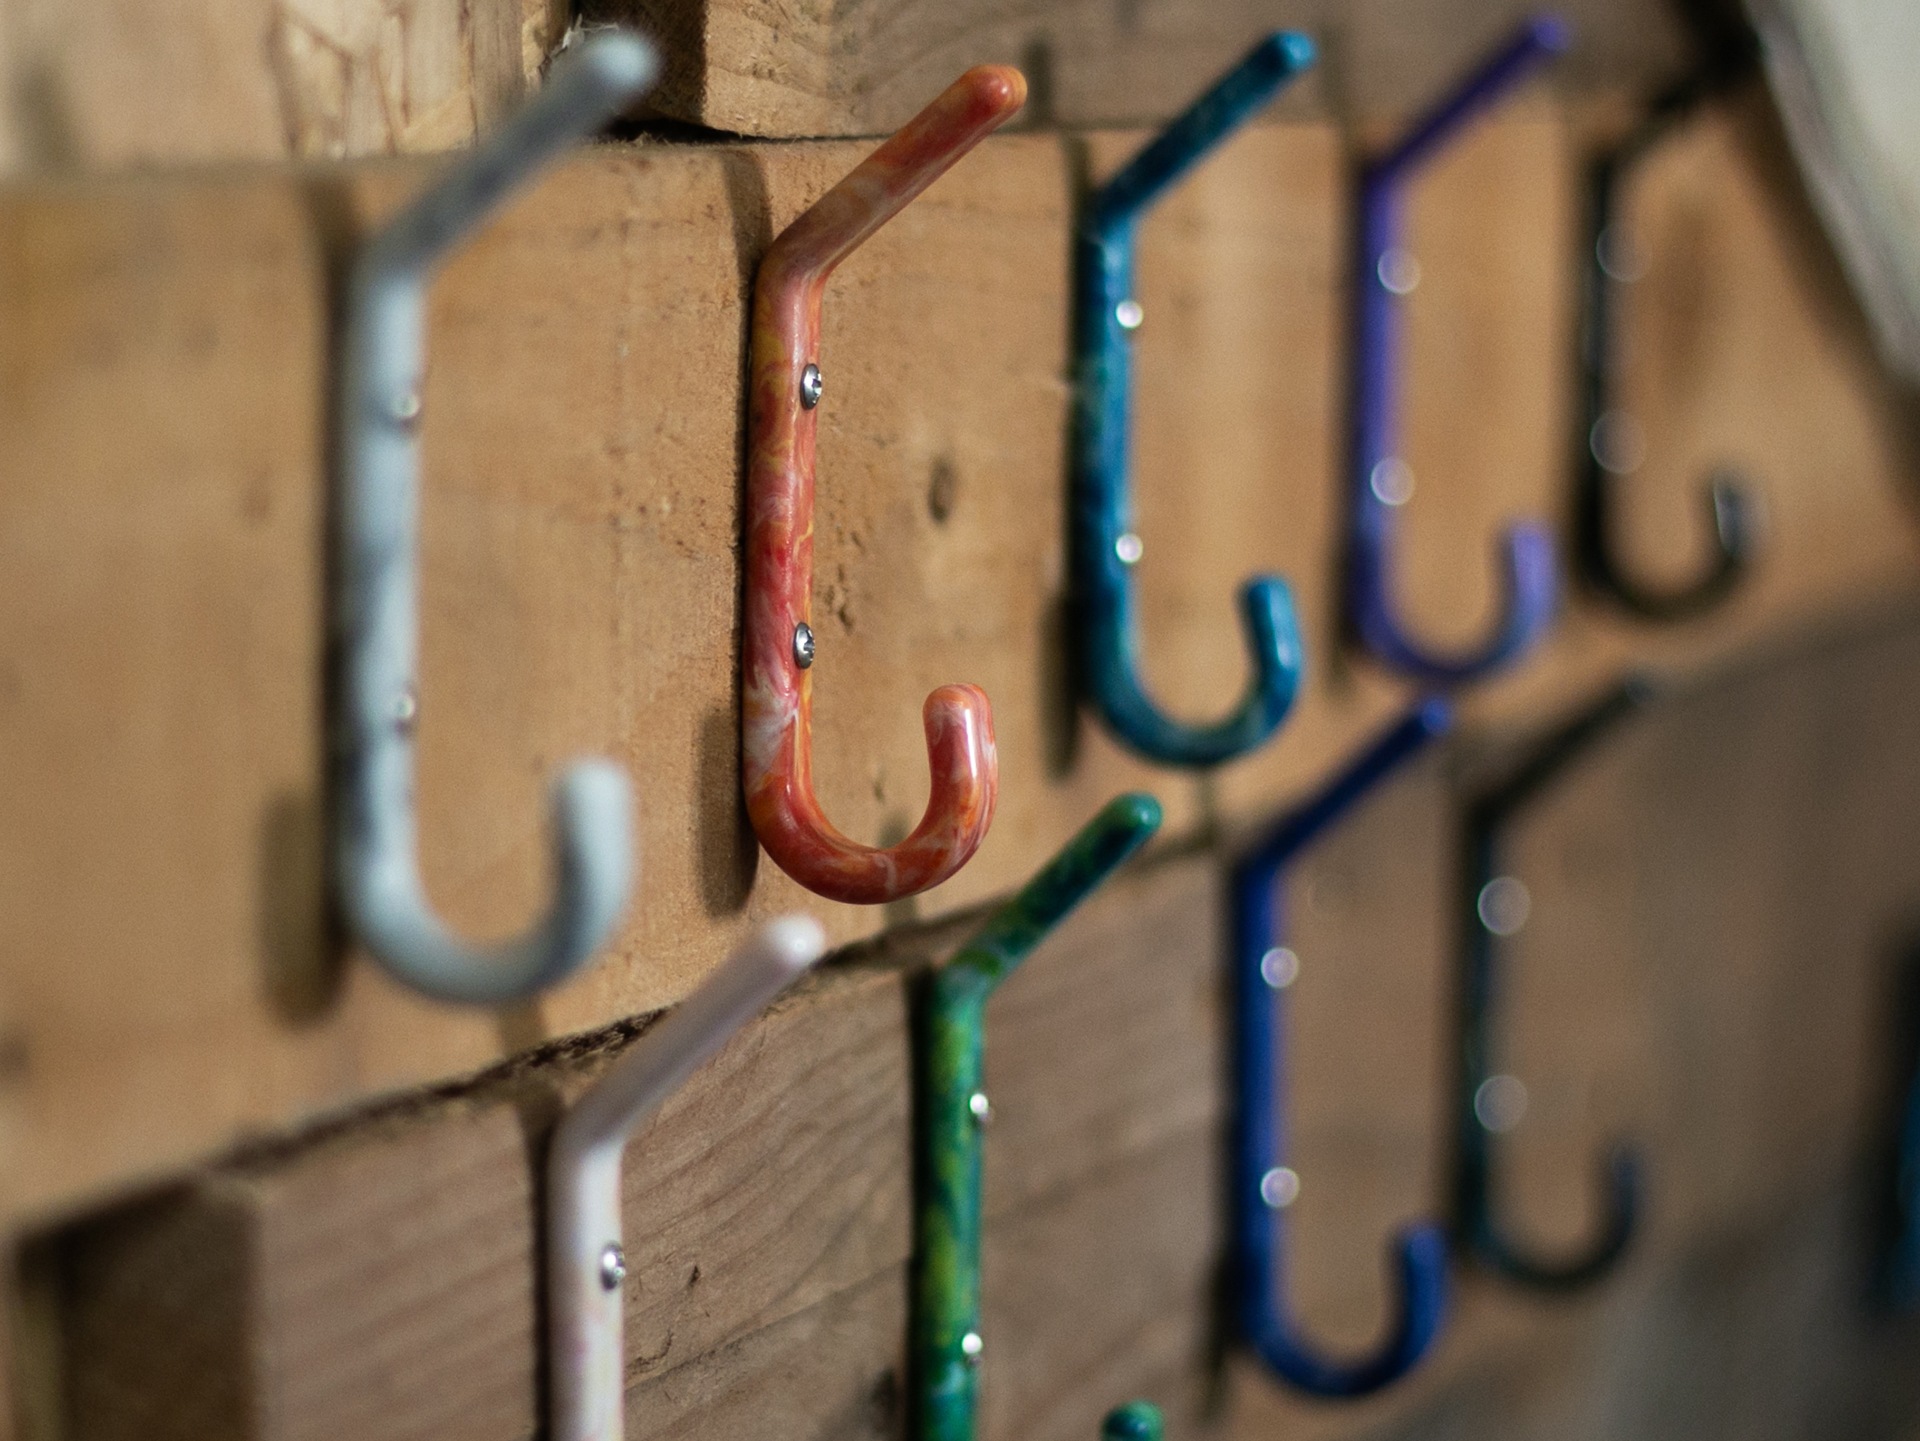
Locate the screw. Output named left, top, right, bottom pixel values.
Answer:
left=1377, top=248, right=1422, bottom=295
left=1260, top=947, right=1299, bottom=990
left=389, top=389, right=423, bottom=426
left=1115, top=299, right=1145, bottom=331
left=800, top=363, right=824, bottom=409
left=392, top=687, right=419, bottom=732
left=961, top=1331, right=984, bottom=1366
left=599, top=1243, right=626, bottom=1290
left=1369, top=458, right=1415, bottom=507
left=1476, top=876, right=1531, bottom=936
left=793, top=622, right=815, bottom=669
left=1114, top=533, right=1144, bottom=565
left=968, top=1091, right=993, bottom=1125
left=1474, top=1075, right=1529, bottom=1133
left=1260, top=1166, right=1301, bottom=1209
left=1590, top=410, right=1647, bottom=475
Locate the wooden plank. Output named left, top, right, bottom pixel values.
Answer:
left=0, top=0, right=553, bottom=176
left=0, top=100, right=1915, bottom=1224
left=590, top=0, right=1693, bottom=139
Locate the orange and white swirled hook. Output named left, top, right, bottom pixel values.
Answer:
left=742, top=67, right=1025, bottom=904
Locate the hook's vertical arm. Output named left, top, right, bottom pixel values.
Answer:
left=1456, top=678, right=1652, bottom=1289
left=744, top=67, right=1025, bottom=904
left=548, top=917, right=827, bottom=1441
left=1072, top=34, right=1315, bottom=767
left=1347, top=18, right=1568, bottom=685
left=1231, top=703, right=1453, bottom=1395
left=336, top=33, right=656, bottom=1003
left=1572, top=74, right=1757, bottom=620
left=915, top=795, right=1163, bottom=1441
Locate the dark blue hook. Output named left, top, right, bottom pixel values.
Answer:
left=1232, top=701, right=1453, bottom=1395
left=1348, top=17, right=1569, bottom=684
left=1073, top=34, right=1315, bottom=767
left=1574, top=48, right=1759, bottom=621
left=1457, top=676, right=1653, bottom=1289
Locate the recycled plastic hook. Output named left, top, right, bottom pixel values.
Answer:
left=548, top=916, right=827, bottom=1441
left=1457, top=676, right=1654, bottom=1289
left=334, top=33, right=656, bottom=1003
left=1231, top=703, right=1453, bottom=1395
left=915, top=794, right=1164, bottom=1441
left=744, top=67, right=1025, bottom=903
left=1573, top=55, right=1760, bottom=621
left=1347, top=18, right=1569, bottom=684
left=1072, top=34, right=1316, bottom=767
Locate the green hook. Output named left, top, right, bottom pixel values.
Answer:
left=913, top=794, right=1165, bottom=1441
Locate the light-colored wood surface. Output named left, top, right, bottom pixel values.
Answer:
left=44, top=608, right=1920, bottom=1439
left=590, top=0, right=1693, bottom=139
left=0, top=95, right=1915, bottom=1226
left=0, top=0, right=558, bottom=176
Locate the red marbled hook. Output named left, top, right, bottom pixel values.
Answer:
left=744, top=66, right=1024, bottom=905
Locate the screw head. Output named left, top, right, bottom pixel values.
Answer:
left=800, top=363, right=824, bottom=409
left=599, top=1243, right=627, bottom=1290
left=961, top=1331, right=984, bottom=1366
left=392, top=687, right=419, bottom=732
left=1115, top=299, right=1145, bottom=331
left=389, top=389, right=423, bottom=426
left=1260, top=1166, right=1301, bottom=1209
left=1114, top=533, right=1144, bottom=565
left=1476, top=875, right=1532, bottom=936
left=1377, top=247, right=1422, bottom=295
left=1369, top=457, right=1415, bottom=507
left=1474, top=1074, right=1529, bottom=1133
left=793, top=621, right=815, bottom=669
left=1260, top=947, right=1299, bottom=990
left=968, top=1091, right=993, bottom=1125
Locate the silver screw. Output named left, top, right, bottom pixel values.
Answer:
left=1260, top=1166, right=1301, bottom=1209
left=1474, top=1075, right=1529, bottom=1133
left=1369, top=458, right=1415, bottom=507
left=1476, top=876, right=1531, bottom=936
left=392, top=687, right=419, bottom=732
left=1114, top=533, right=1144, bottom=565
left=968, top=1091, right=993, bottom=1125
left=389, top=389, right=423, bottom=426
left=793, top=621, right=815, bottom=669
left=1377, top=248, right=1422, bottom=295
left=1260, top=947, right=1299, bottom=990
left=800, top=363, right=824, bottom=409
left=599, top=1243, right=626, bottom=1290
left=1590, top=410, right=1647, bottom=475
left=961, top=1331, right=984, bottom=1366
left=1596, top=226, right=1646, bottom=283
left=1115, top=299, right=1145, bottom=331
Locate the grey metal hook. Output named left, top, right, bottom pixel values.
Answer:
left=334, top=33, right=657, bottom=1003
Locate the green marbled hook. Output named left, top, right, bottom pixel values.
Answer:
left=913, top=793, right=1166, bottom=1441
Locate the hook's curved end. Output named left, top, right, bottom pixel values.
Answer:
left=1253, top=1221, right=1449, bottom=1396
left=1482, top=1145, right=1639, bottom=1290
left=1093, top=574, right=1305, bottom=767
left=350, top=759, right=633, bottom=1006
left=1102, top=1402, right=1165, bottom=1440
left=1358, top=521, right=1557, bottom=686
left=748, top=683, right=998, bottom=906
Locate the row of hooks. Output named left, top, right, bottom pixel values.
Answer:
left=333, top=14, right=1761, bottom=1004
left=542, top=681, right=1654, bottom=1438
left=319, top=22, right=1747, bottom=1430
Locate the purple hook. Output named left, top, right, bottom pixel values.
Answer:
left=1348, top=17, right=1570, bottom=685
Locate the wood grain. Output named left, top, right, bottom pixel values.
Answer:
left=589, top=0, right=1695, bottom=140
left=0, top=102, right=1914, bottom=1226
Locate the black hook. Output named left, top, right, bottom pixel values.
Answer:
left=1455, top=676, right=1657, bottom=1289
left=1573, top=30, right=1762, bottom=621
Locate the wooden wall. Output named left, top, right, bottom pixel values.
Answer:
left=4, top=0, right=1920, bottom=1435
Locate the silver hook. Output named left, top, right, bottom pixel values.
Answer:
left=334, top=33, right=657, bottom=1003
left=547, top=917, right=827, bottom=1441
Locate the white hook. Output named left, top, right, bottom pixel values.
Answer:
left=547, top=917, right=828, bottom=1441
left=334, top=33, right=658, bottom=1003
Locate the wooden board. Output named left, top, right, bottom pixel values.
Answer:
left=0, top=0, right=556, bottom=176
left=0, top=97, right=1915, bottom=1226
left=41, top=609, right=1920, bottom=1438
left=590, top=0, right=1695, bottom=139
